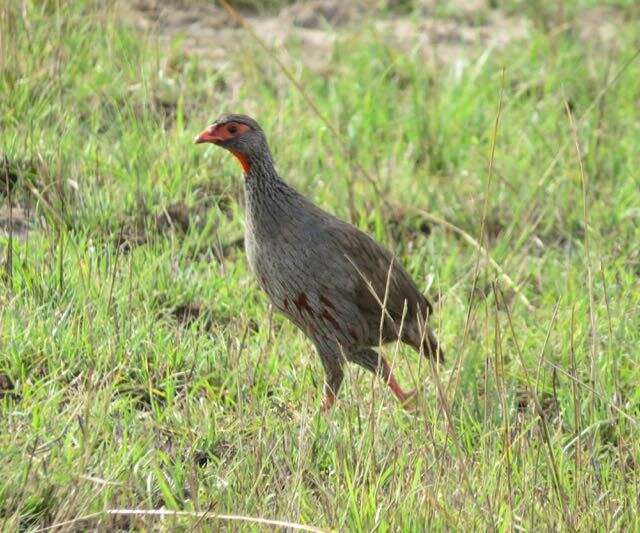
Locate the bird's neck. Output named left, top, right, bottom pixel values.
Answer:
left=243, top=154, right=300, bottom=219
left=244, top=151, right=277, bottom=181
left=244, top=151, right=284, bottom=195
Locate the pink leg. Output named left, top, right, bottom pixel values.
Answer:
left=385, top=372, right=413, bottom=404
left=321, top=391, right=336, bottom=413
left=384, top=369, right=415, bottom=409
left=349, top=348, right=415, bottom=409
left=376, top=355, right=416, bottom=408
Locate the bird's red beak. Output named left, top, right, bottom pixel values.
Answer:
left=194, top=124, right=224, bottom=144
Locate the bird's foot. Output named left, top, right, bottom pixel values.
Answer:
left=320, top=392, right=336, bottom=414
left=397, top=388, right=418, bottom=411
left=386, top=374, right=416, bottom=411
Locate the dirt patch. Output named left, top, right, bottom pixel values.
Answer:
left=0, top=155, right=40, bottom=241
left=113, top=207, right=151, bottom=252
left=154, top=198, right=229, bottom=234
left=192, top=179, right=241, bottom=221
left=155, top=202, right=191, bottom=233
left=484, top=213, right=507, bottom=243
left=219, top=235, right=245, bottom=259
left=517, top=387, right=560, bottom=422
left=385, top=205, right=433, bottom=242
left=153, top=293, right=219, bottom=329
left=1, top=165, right=18, bottom=195
left=375, top=11, right=528, bottom=65
left=124, top=0, right=629, bottom=94
left=125, top=0, right=530, bottom=78
left=1, top=155, right=39, bottom=197
left=281, top=0, right=364, bottom=29
left=111, top=194, right=235, bottom=254
left=192, top=438, right=236, bottom=466
left=114, top=226, right=149, bottom=252
left=131, top=0, right=228, bottom=32
left=0, top=204, right=33, bottom=241
left=0, top=372, right=17, bottom=400
left=125, top=0, right=236, bottom=69
left=577, top=6, right=626, bottom=48
left=170, top=301, right=204, bottom=325
left=125, top=0, right=337, bottom=75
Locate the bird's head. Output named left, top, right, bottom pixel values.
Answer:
left=194, top=113, right=268, bottom=173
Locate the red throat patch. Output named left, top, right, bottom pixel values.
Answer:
left=231, top=150, right=250, bottom=173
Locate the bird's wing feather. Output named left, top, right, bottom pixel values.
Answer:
left=319, top=218, right=433, bottom=323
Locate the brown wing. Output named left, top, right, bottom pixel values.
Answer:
left=326, top=220, right=433, bottom=326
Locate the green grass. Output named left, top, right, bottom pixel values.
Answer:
left=1, top=0, right=639, bottom=530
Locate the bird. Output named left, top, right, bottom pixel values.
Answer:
left=195, top=113, right=443, bottom=412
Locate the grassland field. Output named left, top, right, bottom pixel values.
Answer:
left=1, top=0, right=640, bottom=530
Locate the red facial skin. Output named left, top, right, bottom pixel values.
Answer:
left=230, top=150, right=250, bottom=173
left=194, top=121, right=251, bottom=172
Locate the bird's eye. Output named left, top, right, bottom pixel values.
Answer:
left=227, top=124, right=238, bottom=134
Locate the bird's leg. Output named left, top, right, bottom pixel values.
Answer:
left=321, top=390, right=336, bottom=413
left=385, top=372, right=415, bottom=405
left=380, top=363, right=415, bottom=406
left=348, top=348, right=414, bottom=407
left=317, top=349, right=344, bottom=413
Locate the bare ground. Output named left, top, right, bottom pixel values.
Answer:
left=123, top=0, right=626, bottom=93
left=124, top=0, right=529, bottom=72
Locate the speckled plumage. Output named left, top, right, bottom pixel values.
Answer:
left=196, top=114, right=443, bottom=410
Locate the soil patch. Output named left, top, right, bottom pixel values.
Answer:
left=125, top=0, right=529, bottom=77
left=0, top=372, right=16, bottom=400
left=1, top=155, right=39, bottom=197
left=155, top=202, right=191, bottom=233
left=154, top=293, right=218, bottom=329
left=0, top=204, right=33, bottom=241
